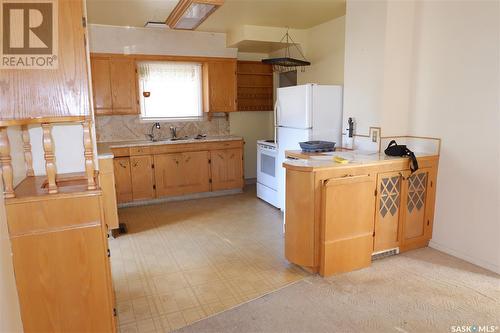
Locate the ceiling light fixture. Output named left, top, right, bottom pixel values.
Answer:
left=262, top=29, right=311, bottom=73
left=166, top=0, right=224, bottom=30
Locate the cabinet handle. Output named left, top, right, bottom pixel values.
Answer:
left=133, top=162, right=139, bottom=167
left=119, top=162, right=127, bottom=169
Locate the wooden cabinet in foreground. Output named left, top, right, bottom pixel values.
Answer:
left=111, top=139, right=244, bottom=203
left=284, top=153, right=439, bottom=276
left=90, top=55, right=138, bottom=116
left=6, top=193, right=115, bottom=332
left=203, top=60, right=238, bottom=113
left=321, top=174, right=376, bottom=276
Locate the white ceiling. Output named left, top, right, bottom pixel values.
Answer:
left=86, top=0, right=346, bottom=32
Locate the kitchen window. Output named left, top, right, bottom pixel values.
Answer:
left=137, top=61, right=203, bottom=120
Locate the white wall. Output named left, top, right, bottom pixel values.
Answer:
left=410, top=0, right=500, bottom=273
left=298, top=16, right=346, bottom=86
left=89, top=24, right=237, bottom=57
left=344, top=0, right=500, bottom=273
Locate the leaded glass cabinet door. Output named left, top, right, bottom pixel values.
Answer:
left=402, top=168, right=431, bottom=243
left=374, top=172, right=403, bottom=252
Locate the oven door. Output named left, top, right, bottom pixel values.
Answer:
left=257, top=144, right=278, bottom=190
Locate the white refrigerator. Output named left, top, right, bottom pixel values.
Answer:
left=276, top=84, right=343, bottom=211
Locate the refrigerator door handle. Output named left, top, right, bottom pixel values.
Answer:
left=274, top=100, right=279, bottom=145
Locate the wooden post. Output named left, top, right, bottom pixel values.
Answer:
left=82, top=120, right=96, bottom=190
left=21, top=125, right=34, bottom=176
left=0, top=127, right=15, bottom=198
left=41, top=123, right=58, bottom=194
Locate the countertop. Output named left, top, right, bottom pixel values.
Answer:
left=97, top=135, right=244, bottom=159
left=284, top=150, right=439, bottom=171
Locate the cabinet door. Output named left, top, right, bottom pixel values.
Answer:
left=374, top=172, right=403, bottom=252
left=130, top=155, right=155, bottom=201
left=90, top=57, right=113, bottom=115
left=109, top=58, right=138, bottom=115
left=204, top=61, right=237, bottom=112
left=11, top=226, right=115, bottom=332
left=210, top=148, right=243, bottom=191
left=154, top=151, right=210, bottom=197
left=321, top=174, right=376, bottom=276
left=99, top=158, right=119, bottom=230
left=401, top=168, right=436, bottom=248
left=113, top=157, right=133, bottom=203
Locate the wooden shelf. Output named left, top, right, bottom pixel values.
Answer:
left=237, top=61, right=274, bottom=112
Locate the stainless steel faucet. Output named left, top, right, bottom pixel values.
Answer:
left=170, top=126, right=178, bottom=139
left=146, top=122, right=161, bottom=141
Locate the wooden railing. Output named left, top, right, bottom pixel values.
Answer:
left=0, top=116, right=96, bottom=199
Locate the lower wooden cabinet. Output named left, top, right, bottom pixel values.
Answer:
left=99, top=157, right=120, bottom=230
left=113, top=157, right=132, bottom=203
left=112, top=140, right=244, bottom=203
left=373, top=167, right=437, bottom=253
left=284, top=154, right=439, bottom=277
left=401, top=167, right=437, bottom=251
left=6, top=194, right=116, bottom=332
left=154, top=151, right=210, bottom=197
left=374, top=171, right=403, bottom=252
left=211, top=148, right=244, bottom=191
left=130, top=155, right=155, bottom=200
left=321, top=174, right=376, bottom=276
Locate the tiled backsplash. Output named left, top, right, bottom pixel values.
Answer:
left=95, top=115, right=229, bottom=142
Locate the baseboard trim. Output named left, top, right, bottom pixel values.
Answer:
left=429, top=240, right=500, bottom=274
left=118, top=188, right=243, bottom=208
left=245, top=178, right=257, bottom=185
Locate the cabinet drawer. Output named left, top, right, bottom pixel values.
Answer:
left=111, top=147, right=129, bottom=157
left=210, top=140, right=243, bottom=150
left=130, top=146, right=151, bottom=156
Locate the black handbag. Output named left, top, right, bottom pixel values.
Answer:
left=384, top=140, right=419, bottom=173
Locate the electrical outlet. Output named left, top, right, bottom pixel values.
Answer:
left=369, top=128, right=380, bottom=143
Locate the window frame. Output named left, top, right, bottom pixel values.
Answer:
left=137, top=60, right=204, bottom=122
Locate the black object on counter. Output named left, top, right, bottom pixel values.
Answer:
left=299, top=141, right=336, bottom=153
left=384, top=140, right=419, bottom=173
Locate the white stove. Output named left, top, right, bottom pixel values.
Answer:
left=256, top=140, right=279, bottom=208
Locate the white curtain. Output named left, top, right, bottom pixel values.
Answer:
left=138, top=61, right=202, bottom=119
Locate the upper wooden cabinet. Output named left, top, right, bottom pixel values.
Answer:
left=90, top=55, right=138, bottom=116
left=0, top=0, right=90, bottom=121
left=237, top=61, right=274, bottom=111
left=203, top=60, right=238, bottom=113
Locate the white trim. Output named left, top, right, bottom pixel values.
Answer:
left=429, top=240, right=500, bottom=274
left=138, top=117, right=205, bottom=123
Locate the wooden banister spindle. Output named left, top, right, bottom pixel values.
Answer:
left=41, top=123, right=58, bottom=194
left=21, top=125, right=34, bottom=176
left=82, top=120, right=96, bottom=190
left=0, top=127, right=15, bottom=198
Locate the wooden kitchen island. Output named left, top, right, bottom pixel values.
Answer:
left=283, top=150, right=439, bottom=277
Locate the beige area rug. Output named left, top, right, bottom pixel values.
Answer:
left=176, top=248, right=500, bottom=333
